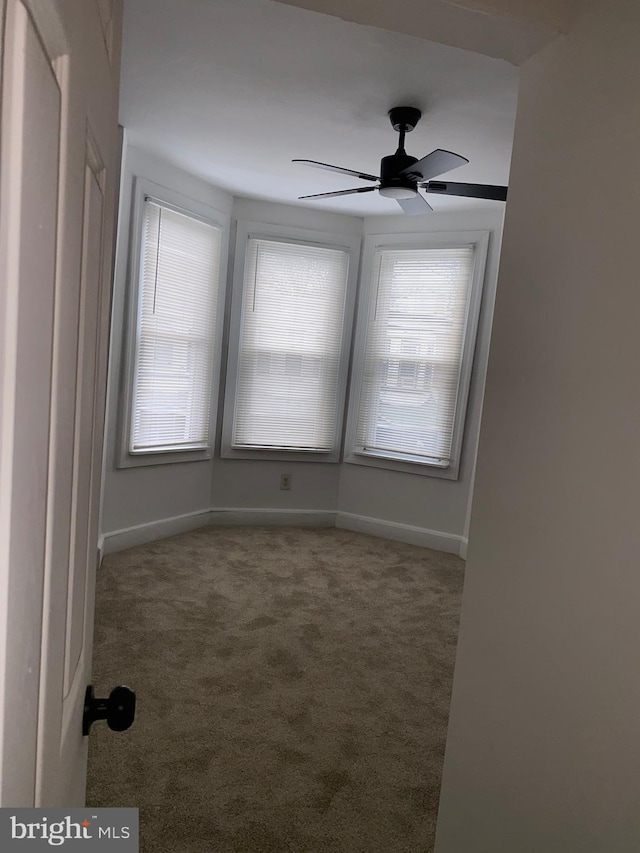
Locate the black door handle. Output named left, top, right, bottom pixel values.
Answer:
left=83, top=685, right=136, bottom=736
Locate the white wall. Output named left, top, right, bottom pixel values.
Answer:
left=435, top=0, right=640, bottom=849
left=101, top=148, right=503, bottom=554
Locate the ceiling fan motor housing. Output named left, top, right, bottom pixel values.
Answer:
left=380, top=153, right=419, bottom=193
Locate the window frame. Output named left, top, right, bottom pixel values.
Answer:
left=344, top=230, right=490, bottom=480
left=117, top=177, right=230, bottom=468
left=221, top=221, right=360, bottom=463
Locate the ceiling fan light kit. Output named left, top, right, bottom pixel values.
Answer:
left=294, top=106, right=508, bottom=214
left=379, top=185, right=417, bottom=200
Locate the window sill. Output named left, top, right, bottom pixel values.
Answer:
left=116, top=447, right=213, bottom=469
left=343, top=450, right=460, bottom=480
left=221, top=444, right=340, bottom=463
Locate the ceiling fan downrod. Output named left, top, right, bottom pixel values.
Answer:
left=388, top=105, right=422, bottom=154
left=380, top=106, right=423, bottom=195
left=397, top=124, right=407, bottom=154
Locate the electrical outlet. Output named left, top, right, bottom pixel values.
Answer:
left=280, top=474, right=292, bottom=491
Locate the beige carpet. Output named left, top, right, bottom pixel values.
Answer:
left=87, top=526, right=464, bottom=852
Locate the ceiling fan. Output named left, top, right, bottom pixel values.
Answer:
left=293, top=106, right=508, bottom=215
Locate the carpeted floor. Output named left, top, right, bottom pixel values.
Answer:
left=87, top=526, right=464, bottom=852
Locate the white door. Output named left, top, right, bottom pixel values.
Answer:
left=0, top=0, right=122, bottom=806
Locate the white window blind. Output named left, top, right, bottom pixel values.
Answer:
left=232, top=237, right=350, bottom=451
left=130, top=199, right=222, bottom=453
left=354, top=245, right=475, bottom=467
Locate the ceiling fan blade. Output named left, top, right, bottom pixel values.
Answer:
left=424, top=181, right=508, bottom=201
left=400, top=149, right=469, bottom=181
left=293, top=159, right=379, bottom=182
left=396, top=193, right=433, bottom=215
left=299, top=186, right=377, bottom=200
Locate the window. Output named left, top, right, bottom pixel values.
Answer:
left=222, top=223, right=359, bottom=461
left=120, top=179, right=228, bottom=466
left=345, top=232, right=488, bottom=479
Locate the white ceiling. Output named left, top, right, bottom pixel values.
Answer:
left=120, top=0, right=521, bottom=216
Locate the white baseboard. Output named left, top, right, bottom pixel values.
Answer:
left=459, top=537, right=469, bottom=560
left=209, top=508, right=337, bottom=527
left=102, top=509, right=213, bottom=555
left=101, top=507, right=462, bottom=556
left=336, top=512, right=463, bottom=555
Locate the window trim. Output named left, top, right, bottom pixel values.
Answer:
left=343, top=230, right=490, bottom=480
left=117, top=177, right=230, bottom=468
left=220, top=221, right=360, bottom=463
